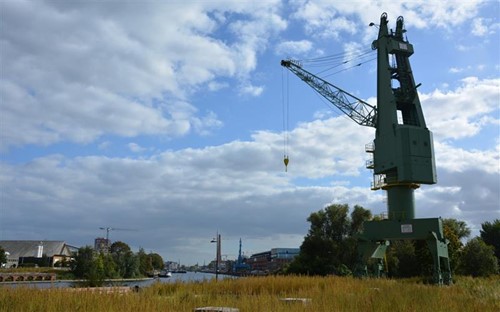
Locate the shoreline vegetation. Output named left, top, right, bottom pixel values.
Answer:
left=0, top=277, right=153, bottom=285
left=1, top=275, right=499, bottom=311
left=0, top=267, right=153, bottom=285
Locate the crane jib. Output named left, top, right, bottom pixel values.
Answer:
left=280, top=59, right=377, bottom=128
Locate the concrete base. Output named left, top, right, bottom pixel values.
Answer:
left=194, top=307, right=239, bottom=312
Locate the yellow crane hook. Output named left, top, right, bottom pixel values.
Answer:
left=283, top=155, right=289, bottom=172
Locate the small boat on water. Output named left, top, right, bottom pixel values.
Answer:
left=159, top=270, right=172, bottom=278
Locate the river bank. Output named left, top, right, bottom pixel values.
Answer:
left=0, top=271, right=234, bottom=288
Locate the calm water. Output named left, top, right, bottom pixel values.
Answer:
left=1, top=271, right=236, bottom=289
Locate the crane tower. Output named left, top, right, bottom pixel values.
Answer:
left=281, top=13, right=451, bottom=284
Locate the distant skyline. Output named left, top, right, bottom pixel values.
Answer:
left=1, top=0, right=499, bottom=265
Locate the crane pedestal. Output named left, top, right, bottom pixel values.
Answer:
left=386, top=186, right=415, bottom=220
left=355, top=218, right=452, bottom=285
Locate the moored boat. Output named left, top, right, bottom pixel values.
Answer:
left=159, top=270, right=172, bottom=278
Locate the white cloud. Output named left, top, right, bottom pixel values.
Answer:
left=422, top=77, right=500, bottom=140
left=417, top=166, right=499, bottom=236
left=0, top=0, right=285, bottom=150
left=472, top=18, right=489, bottom=36
left=0, top=80, right=174, bottom=150
left=207, top=81, right=229, bottom=92
left=275, top=40, right=313, bottom=56
left=289, top=0, right=486, bottom=44
left=128, top=143, right=147, bottom=153
left=0, top=113, right=377, bottom=262
left=448, top=65, right=488, bottom=74
left=456, top=44, right=472, bottom=51
left=280, top=117, right=373, bottom=177
left=1, top=0, right=491, bottom=151
left=239, top=84, right=265, bottom=97
left=407, top=0, right=484, bottom=28
left=471, top=17, right=500, bottom=37
left=449, top=67, right=464, bottom=73
left=191, top=111, right=224, bottom=136
left=291, top=1, right=357, bottom=39
left=435, top=141, right=500, bottom=173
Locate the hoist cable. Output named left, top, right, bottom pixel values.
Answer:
left=307, top=50, right=375, bottom=71
left=312, top=50, right=375, bottom=75
left=286, top=70, right=289, bottom=157
left=300, top=48, right=372, bottom=62
left=281, top=68, right=290, bottom=171
left=281, top=68, right=289, bottom=157
left=321, top=57, right=377, bottom=79
left=281, top=68, right=285, bottom=155
left=280, top=47, right=375, bottom=171
left=300, top=49, right=374, bottom=67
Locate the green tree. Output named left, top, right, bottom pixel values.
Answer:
left=350, top=205, right=372, bottom=236
left=110, top=241, right=131, bottom=254
left=149, top=253, right=164, bottom=270
left=86, top=254, right=105, bottom=287
left=443, top=224, right=462, bottom=272
left=138, top=248, right=153, bottom=276
left=443, top=219, right=471, bottom=241
left=101, top=252, right=119, bottom=279
left=414, top=239, right=434, bottom=277
left=457, top=237, right=498, bottom=277
left=122, top=252, right=140, bottom=278
left=287, top=204, right=371, bottom=276
left=110, top=241, right=130, bottom=277
left=0, top=246, right=6, bottom=266
left=70, top=246, right=107, bottom=286
left=385, top=219, right=471, bottom=279
left=480, top=219, right=500, bottom=264
left=71, top=246, right=95, bottom=279
left=110, top=241, right=139, bottom=278
left=385, top=240, right=417, bottom=278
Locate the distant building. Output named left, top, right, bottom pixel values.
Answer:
left=207, top=259, right=229, bottom=273
left=94, top=237, right=109, bottom=253
left=164, top=261, right=179, bottom=271
left=247, top=250, right=271, bottom=272
left=0, top=240, right=78, bottom=268
left=248, top=248, right=299, bottom=273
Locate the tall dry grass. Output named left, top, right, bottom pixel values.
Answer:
left=1, top=275, right=499, bottom=311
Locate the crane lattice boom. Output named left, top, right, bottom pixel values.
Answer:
left=280, top=59, right=377, bottom=128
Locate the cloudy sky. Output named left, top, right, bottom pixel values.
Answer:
left=1, top=0, right=498, bottom=265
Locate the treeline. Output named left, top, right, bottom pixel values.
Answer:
left=71, top=241, right=164, bottom=286
left=286, top=204, right=499, bottom=279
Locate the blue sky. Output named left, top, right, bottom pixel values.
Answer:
left=1, top=0, right=499, bottom=265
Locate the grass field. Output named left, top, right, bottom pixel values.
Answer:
left=1, top=275, right=499, bottom=311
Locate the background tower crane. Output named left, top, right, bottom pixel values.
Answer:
left=281, top=13, right=451, bottom=284
left=99, top=227, right=135, bottom=253
left=234, top=238, right=250, bottom=273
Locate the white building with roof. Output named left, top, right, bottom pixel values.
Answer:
left=0, top=240, right=78, bottom=268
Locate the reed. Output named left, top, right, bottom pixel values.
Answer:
left=1, top=275, right=498, bottom=311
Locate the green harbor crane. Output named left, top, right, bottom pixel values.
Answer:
left=281, top=13, right=451, bottom=284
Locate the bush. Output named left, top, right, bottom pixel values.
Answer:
left=458, top=237, right=499, bottom=277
